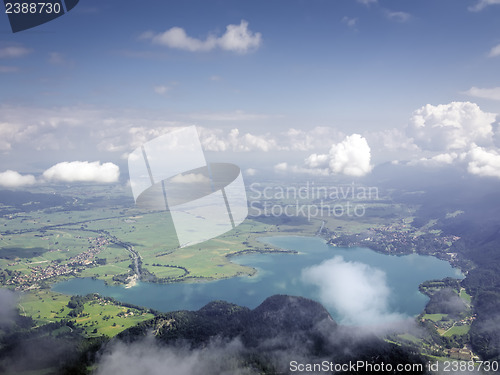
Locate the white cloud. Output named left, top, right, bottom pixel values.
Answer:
left=0, top=170, right=36, bottom=188
left=96, top=338, right=255, bottom=375
left=357, top=0, right=377, bottom=5
left=0, top=104, right=340, bottom=158
left=407, top=102, right=496, bottom=152
left=245, top=168, right=257, bottom=176
left=489, top=43, right=500, bottom=57
left=42, top=161, right=119, bottom=183
left=304, top=153, right=329, bottom=169
left=154, top=85, right=169, bottom=95
left=217, top=21, right=262, bottom=53
left=302, top=256, right=405, bottom=326
left=274, top=162, right=288, bottom=172
left=386, top=11, right=411, bottom=22
left=465, top=87, right=500, bottom=101
left=405, top=144, right=500, bottom=180
left=408, top=152, right=463, bottom=167
left=467, top=145, right=500, bottom=178
left=328, top=134, right=372, bottom=176
left=170, top=173, right=209, bottom=184
left=468, top=0, right=500, bottom=11
left=144, top=20, right=261, bottom=54
left=277, top=134, right=372, bottom=177
left=199, top=128, right=278, bottom=152
left=0, top=46, right=31, bottom=59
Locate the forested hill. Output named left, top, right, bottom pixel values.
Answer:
left=108, top=295, right=428, bottom=375
left=392, top=173, right=500, bottom=361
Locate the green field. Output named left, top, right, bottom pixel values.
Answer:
left=72, top=299, right=154, bottom=337
left=19, top=289, right=71, bottom=325
left=422, top=313, right=448, bottom=322
left=1, top=184, right=406, bottom=288
left=443, top=324, right=471, bottom=337
left=19, top=290, right=154, bottom=337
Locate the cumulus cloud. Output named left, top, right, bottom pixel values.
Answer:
left=489, top=43, right=500, bottom=57
left=0, top=170, right=36, bottom=188
left=465, top=87, right=500, bottom=101
left=328, top=134, right=372, bottom=176
left=402, top=101, right=500, bottom=178
left=143, top=20, right=262, bottom=54
left=276, top=134, right=372, bottom=177
left=302, top=257, right=405, bottom=326
left=0, top=46, right=31, bottom=58
left=199, top=128, right=278, bottom=152
left=301, top=256, right=406, bottom=326
left=407, top=102, right=496, bottom=152
left=468, top=0, right=500, bottom=11
left=304, top=153, right=329, bottom=169
left=467, top=145, right=500, bottom=178
left=42, top=161, right=119, bottom=183
left=357, top=0, right=377, bottom=5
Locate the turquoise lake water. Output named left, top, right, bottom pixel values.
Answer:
left=52, top=236, right=462, bottom=324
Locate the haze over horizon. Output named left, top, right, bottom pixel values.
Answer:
left=1, top=0, right=500, bottom=187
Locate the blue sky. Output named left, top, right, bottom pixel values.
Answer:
left=1, top=0, right=500, bottom=185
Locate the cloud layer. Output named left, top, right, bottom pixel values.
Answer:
left=96, top=338, right=256, bottom=375
left=143, top=20, right=262, bottom=54
left=302, top=256, right=405, bottom=326
left=42, top=161, right=120, bottom=183
left=280, top=134, right=372, bottom=177
left=407, top=102, right=495, bottom=152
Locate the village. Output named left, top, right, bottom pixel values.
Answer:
left=2, top=236, right=109, bottom=291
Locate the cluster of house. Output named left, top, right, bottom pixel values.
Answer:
left=6, top=236, right=109, bottom=290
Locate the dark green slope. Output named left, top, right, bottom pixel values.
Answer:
left=113, top=295, right=428, bottom=375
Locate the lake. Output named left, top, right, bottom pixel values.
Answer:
left=52, top=236, right=463, bottom=325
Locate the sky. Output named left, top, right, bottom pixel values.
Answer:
left=1, top=0, right=500, bottom=186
